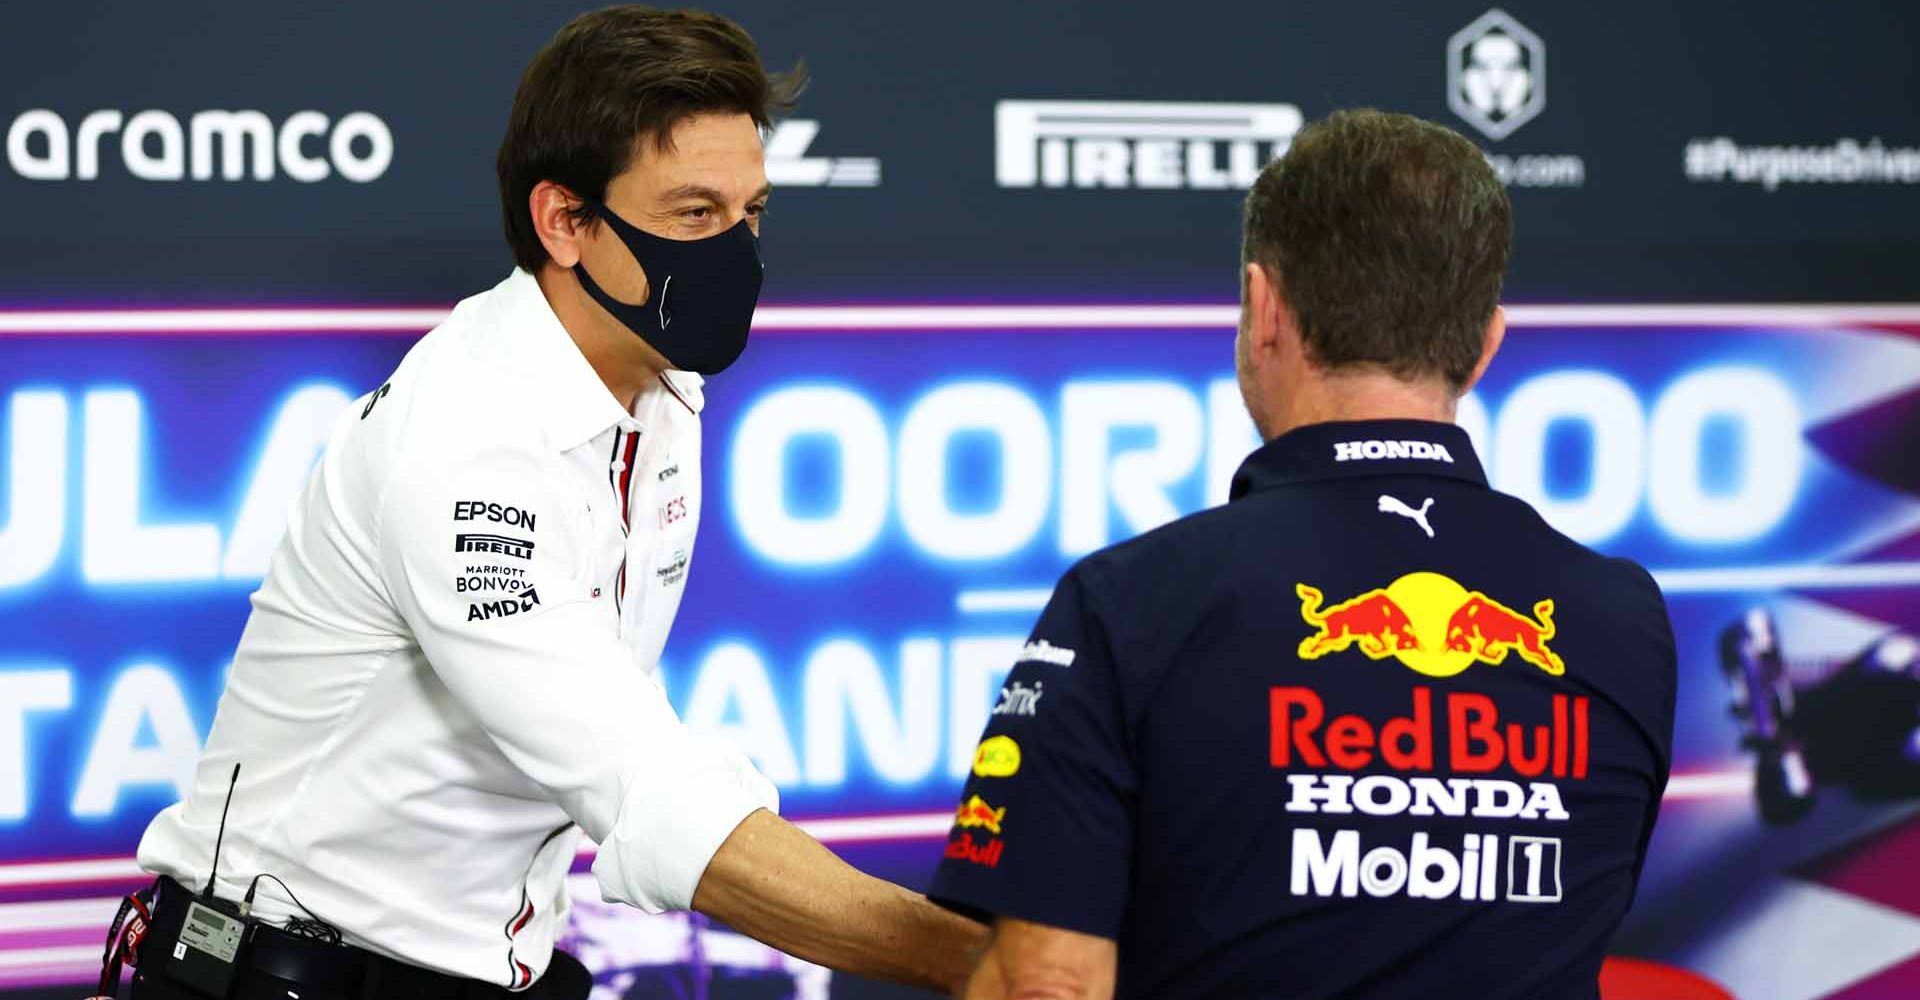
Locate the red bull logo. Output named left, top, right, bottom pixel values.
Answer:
left=954, top=795, right=1008, bottom=835
left=1297, top=572, right=1563, bottom=677
left=944, top=832, right=1004, bottom=868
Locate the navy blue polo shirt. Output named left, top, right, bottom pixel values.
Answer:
left=930, top=419, right=1675, bottom=1000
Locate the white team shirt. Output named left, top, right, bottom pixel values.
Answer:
left=137, top=269, right=777, bottom=987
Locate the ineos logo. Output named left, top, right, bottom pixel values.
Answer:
left=5, top=108, right=394, bottom=182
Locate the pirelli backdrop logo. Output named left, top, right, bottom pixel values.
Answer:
left=995, top=100, right=1302, bottom=190
left=455, top=533, right=534, bottom=560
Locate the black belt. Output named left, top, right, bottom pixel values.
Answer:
left=134, top=876, right=589, bottom=1000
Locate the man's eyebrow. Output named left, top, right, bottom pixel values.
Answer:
left=658, top=183, right=774, bottom=203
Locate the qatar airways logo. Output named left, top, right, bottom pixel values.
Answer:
left=5, top=108, right=394, bottom=182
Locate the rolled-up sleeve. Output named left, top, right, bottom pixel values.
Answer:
left=928, top=564, right=1136, bottom=938
left=376, top=445, right=776, bottom=912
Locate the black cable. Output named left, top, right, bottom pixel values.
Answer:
left=243, top=873, right=342, bottom=944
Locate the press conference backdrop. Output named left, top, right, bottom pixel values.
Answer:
left=3, top=2, right=1918, bottom=998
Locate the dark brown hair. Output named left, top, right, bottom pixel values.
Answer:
left=1241, top=108, right=1512, bottom=389
left=497, top=5, right=804, bottom=271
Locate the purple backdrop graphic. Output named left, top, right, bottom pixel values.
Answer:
left=2, top=305, right=1918, bottom=998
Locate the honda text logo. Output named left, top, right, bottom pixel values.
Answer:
left=5, top=108, right=394, bottom=182
left=995, top=100, right=1301, bottom=190
left=1448, top=10, right=1545, bottom=141
left=764, top=120, right=879, bottom=187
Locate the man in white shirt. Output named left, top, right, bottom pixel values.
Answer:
left=129, top=7, right=983, bottom=998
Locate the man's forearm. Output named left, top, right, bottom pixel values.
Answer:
left=692, top=809, right=987, bottom=994
left=963, top=918, right=1117, bottom=1000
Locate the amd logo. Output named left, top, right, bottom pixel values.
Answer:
left=996, top=100, right=1301, bottom=190
left=5, top=108, right=394, bottom=182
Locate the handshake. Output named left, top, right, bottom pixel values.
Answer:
left=688, top=807, right=992, bottom=997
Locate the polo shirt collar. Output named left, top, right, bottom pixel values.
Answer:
left=1229, top=419, right=1488, bottom=500
left=475, top=269, right=705, bottom=453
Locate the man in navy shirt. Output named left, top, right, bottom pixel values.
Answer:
left=930, top=109, right=1676, bottom=999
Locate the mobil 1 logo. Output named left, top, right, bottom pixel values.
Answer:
left=1291, top=829, right=1563, bottom=904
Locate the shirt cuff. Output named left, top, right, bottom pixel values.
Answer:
left=590, top=735, right=780, bottom=913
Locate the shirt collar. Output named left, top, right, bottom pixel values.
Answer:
left=472, top=269, right=704, bottom=452
left=1229, top=419, right=1488, bottom=500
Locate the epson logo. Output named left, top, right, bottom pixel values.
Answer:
left=5, top=108, right=394, bottom=183
left=1333, top=440, right=1456, bottom=463
left=453, top=501, right=537, bottom=531
left=996, top=100, right=1301, bottom=190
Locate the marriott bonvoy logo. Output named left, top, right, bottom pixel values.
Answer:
left=5, top=108, right=394, bottom=182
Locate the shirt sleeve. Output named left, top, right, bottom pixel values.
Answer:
left=1623, top=560, right=1677, bottom=886
left=376, top=444, right=776, bottom=914
left=927, top=564, right=1136, bottom=939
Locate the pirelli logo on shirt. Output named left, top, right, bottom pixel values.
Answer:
left=455, top=533, right=534, bottom=560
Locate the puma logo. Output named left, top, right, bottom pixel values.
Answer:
left=1378, top=495, right=1435, bottom=538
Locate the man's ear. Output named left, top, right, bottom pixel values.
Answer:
left=530, top=181, right=589, bottom=269
left=1244, top=261, right=1286, bottom=360
left=1461, top=305, right=1507, bottom=395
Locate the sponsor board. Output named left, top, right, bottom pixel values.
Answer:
left=1446, top=10, right=1586, bottom=189
left=995, top=100, right=1300, bottom=190
left=1684, top=137, right=1920, bottom=190
left=765, top=120, right=880, bottom=188
left=4, top=108, right=393, bottom=182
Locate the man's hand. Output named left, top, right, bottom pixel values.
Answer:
left=691, top=809, right=988, bottom=995
left=963, top=918, right=1117, bottom=1000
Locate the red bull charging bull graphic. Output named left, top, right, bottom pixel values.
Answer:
left=1285, top=573, right=1584, bottom=908
left=1297, top=572, right=1564, bottom=677
left=954, top=795, right=1007, bottom=835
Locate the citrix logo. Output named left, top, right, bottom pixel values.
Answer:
left=5, top=108, right=394, bottom=182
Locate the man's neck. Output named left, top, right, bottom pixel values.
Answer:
left=1268, top=370, right=1458, bottom=439
left=533, top=265, right=662, bottom=412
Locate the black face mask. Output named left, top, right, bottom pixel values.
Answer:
left=571, top=201, right=763, bottom=375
